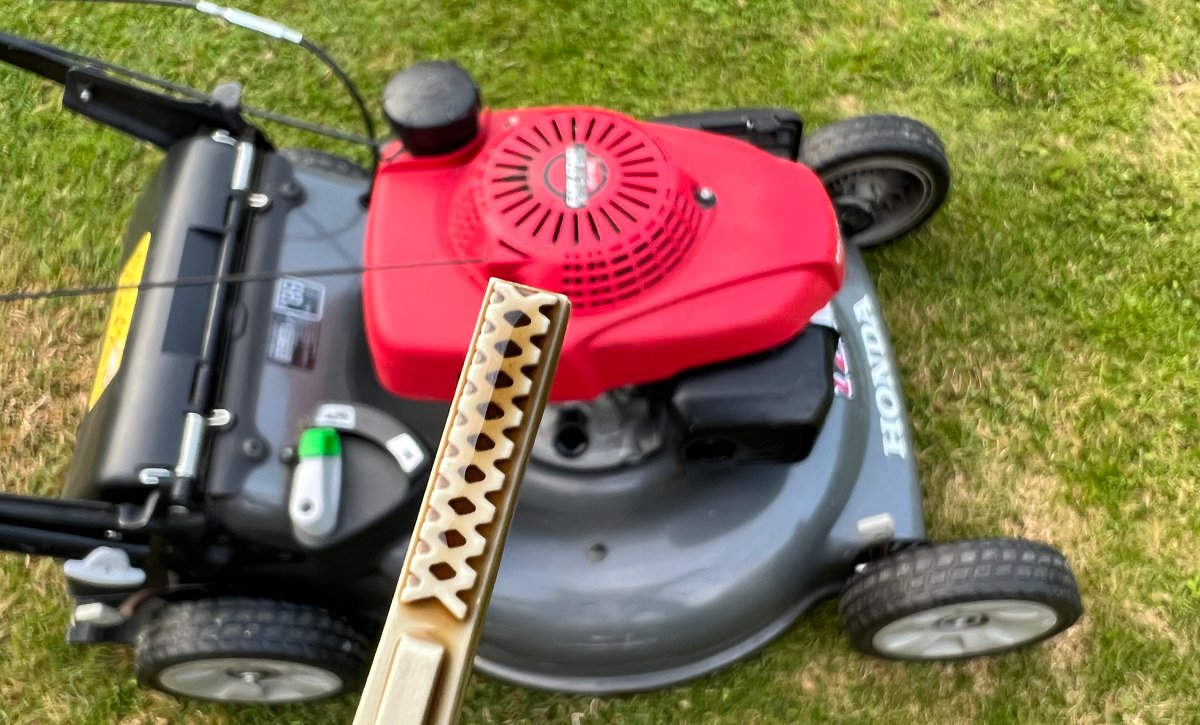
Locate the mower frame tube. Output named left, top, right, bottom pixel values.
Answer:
left=0, top=492, right=149, bottom=560
left=0, top=523, right=150, bottom=562
left=171, top=132, right=257, bottom=506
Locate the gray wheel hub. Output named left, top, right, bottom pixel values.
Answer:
left=872, top=600, right=1061, bottom=659
left=156, top=657, right=343, bottom=703
left=823, top=156, right=937, bottom=247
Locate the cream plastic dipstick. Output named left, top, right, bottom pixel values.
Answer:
left=353, top=278, right=570, bottom=725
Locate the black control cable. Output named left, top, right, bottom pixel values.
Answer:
left=48, top=0, right=381, bottom=170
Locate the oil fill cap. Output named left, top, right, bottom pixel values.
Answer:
left=383, top=61, right=481, bottom=156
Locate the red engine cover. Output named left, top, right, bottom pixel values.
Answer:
left=364, top=107, right=843, bottom=401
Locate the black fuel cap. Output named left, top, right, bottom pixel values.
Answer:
left=382, top=61, right=481, bottom=156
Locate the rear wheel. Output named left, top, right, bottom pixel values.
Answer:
left=801, top=115, right=950, bottom=248
left=135, top=597, right=371, bottom=704
left=839, top=538, right=1082, bottom=659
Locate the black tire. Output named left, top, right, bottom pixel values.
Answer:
left=135, top=597, right=371, bottom=704
left=800, top=114, right=950, bottom=248
left=281, top=148, right=371, bottom=180
left=839, top=538, right=1082, bottom=660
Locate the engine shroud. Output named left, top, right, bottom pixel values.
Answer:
left=365, top=107, right=843, bottom=401
left=463, top=109, right=703, bottom=311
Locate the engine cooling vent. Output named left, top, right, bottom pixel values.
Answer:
left=467, top=110, right=702, bottom=310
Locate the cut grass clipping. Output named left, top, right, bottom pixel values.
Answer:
left=1, top=0, right=1199, bottom=723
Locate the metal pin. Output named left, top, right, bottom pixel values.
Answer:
left=175, top=412, right=206, bottom=480
left=138, top=468, right=173, bottom=486
left=207, top=408, right=234, bottom=428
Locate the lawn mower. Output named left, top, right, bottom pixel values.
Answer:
left=0, top=4, right=1083, bottom=706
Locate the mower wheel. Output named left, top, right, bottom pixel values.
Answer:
left=839, top=538, right=1082, bottom=660
left=801, top=115, right=950, bottom=248
left=282, top=148, right=371, bottom=180
left=135, top=597, right=371, bottom=704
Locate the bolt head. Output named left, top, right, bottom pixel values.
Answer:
left=280, top=180, right=304, bottom=201
left=241, top=438, right=267, bottom=460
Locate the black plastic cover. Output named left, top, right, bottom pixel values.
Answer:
left=382, top=61, right=481, bottom=156
left=63, top=137, right=235, bottom=501
left=671, top=326, right=837, bottom=462
left=653, top=108, right=804, bottom=160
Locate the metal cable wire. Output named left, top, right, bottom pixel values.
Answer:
left=0, top=258, right=486, bottom=304
left=1, top=1, right=445, bottom=305
left=45, top=0, right=380, bottom=166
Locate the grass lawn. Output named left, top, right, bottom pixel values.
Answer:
left=1, top=0, right=1198, bottom=722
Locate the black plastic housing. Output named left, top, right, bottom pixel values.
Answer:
left=654, top=108, right=804, bottom=160
left=64, top=136, right=236, bottom=502
left=671, top=326, right=837, bottom=462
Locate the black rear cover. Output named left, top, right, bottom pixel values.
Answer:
left=64, top=136, right=235, bottom=501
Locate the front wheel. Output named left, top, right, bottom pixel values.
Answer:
left=135, top=597, right=371, bottom=704
left=801, top=114, right=950, bottom=248
left=839, top=538, right=1083, bottom=660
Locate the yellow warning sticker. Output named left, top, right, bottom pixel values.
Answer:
left=88, top=232, right=151, bottom=409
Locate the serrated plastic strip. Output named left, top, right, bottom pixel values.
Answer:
left=399, top=282, right=557, bottom=618
left=354, top=278, right=569, bottom=725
